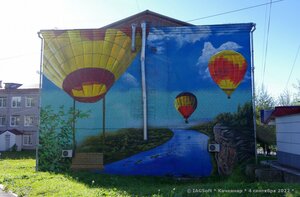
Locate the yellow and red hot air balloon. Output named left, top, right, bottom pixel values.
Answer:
left=208, top=50, right=247, bottom=99
left=41, top=27, right=142, bottom=103
left=174, top=92, right=197, bottom=124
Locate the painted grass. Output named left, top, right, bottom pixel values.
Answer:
left=0, top=152, right=300, bottom=197
left=78, top=128, right=174, bottom=164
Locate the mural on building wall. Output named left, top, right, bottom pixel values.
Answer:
left=39, top=23, right=255, bottom=177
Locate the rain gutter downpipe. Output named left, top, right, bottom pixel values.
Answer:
left=140, top=22, right=148, bottom=141
left=250, top=24, right=258, bottom=164
left=37, top=32, right=44, bottom=171
left=131, top=23, right=137, bottom=52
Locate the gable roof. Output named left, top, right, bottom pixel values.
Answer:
left=0, top=129, right=23, bottom=135
left=102, top=10, right=192, bottom=29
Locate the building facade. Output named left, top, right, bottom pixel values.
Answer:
left=0, top=84, right=39, bottom=150
left=38, top=10, right=255, bottom=176
left=271, top=106, right=300, bottom=170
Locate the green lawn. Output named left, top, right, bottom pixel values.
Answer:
left=0, top=151, right=299, bottom=197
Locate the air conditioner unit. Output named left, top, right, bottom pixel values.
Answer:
left=208, top=144, right=220, bottom=152
left=62, top=150, right=73, bottom=158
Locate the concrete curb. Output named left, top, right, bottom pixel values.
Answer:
left=0, top=184, right=18, bottom=197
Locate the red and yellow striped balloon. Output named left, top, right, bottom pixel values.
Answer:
left=41, top=27, right=142, bottom=103
left=174, top=92, right=197, bottom=124
left=208, top=50, right=247, bottom=98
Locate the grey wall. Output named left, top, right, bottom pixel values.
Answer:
left=0, top=88, right=40, bottom=150
left=276, top=114, right=300, bottom=169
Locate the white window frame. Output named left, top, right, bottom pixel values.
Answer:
left=0, top=97, right=7, bottom=108
left=10, top=115, right=20, bottom=127
left=24, top=115, right=34, bottom=126
left=11, top=96, right=21, bottom=108
left=0, top=116, right=6, bottom=126
left=25, top=97, right=35, bottom=107
left=23, top=134, right=33, bottom=146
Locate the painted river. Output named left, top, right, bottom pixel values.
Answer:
left=101, top=129, right=213, bottom=177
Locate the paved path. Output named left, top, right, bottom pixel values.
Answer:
left=0, top=185, right=16, bottom=197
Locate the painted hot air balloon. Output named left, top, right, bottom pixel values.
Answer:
left=174, top=92, right=197, bottom=123
left=41, top=27, right=142, bottom=103
left=208, top=50, right=247, bottom=99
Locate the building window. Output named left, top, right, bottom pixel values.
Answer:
left=23, top=134, right=33, bottom=146
left=11, top=97, right=21, bottom=108
left=0, top=97, right=7, bottom=108
left=10, top=115, right=20, bottom=126
left=25, top=97, right=35, bottom=107
left=0, top=116, right=6, bottom=126
left=24, top=116, right=34, bottom=126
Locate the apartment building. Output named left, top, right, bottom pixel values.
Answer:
left=0, top=83, right=39, bottom=150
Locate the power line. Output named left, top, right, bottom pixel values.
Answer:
left=261, top=0, right=273, bottom=85
left=0, top=54, right=31, bottom=62
left=260, top=3, right=269, bottom=84
left=186, top=0, right=284, bottom=22
left=2, top=1, right=286, bottom=65
left=285, top=44, right=300, bottom=90
left=135, top=0, right=141, bottom=12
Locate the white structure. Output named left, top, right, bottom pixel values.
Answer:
left=0, top=130, right=22, bottom=151
left=271, top=106, right=300, bottom=170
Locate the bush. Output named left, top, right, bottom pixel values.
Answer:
left=38, top=105, right=89, bottom=172
left=10, top=144, right=18, bottom=152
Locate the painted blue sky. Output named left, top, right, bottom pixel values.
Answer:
left=114, top=24, right=253, bottom=92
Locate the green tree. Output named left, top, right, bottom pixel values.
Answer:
left=255, top=85, right=275, bottom=120
left=277, top=80, right=300, bottom=106
left=38, top=105, right=89, bottom=172
left=293, top=79, right=300, bottom=104
left=277, top=90, right=293, bottom=106
left=255, top=85, right=276, bottom=154
left=256, top=124, right=276, bottom=148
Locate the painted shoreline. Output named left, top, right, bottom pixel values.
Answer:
left=100, top=129, right=213, bottom=177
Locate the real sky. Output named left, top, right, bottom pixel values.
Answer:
left=0, top=0, right=299, bottom=98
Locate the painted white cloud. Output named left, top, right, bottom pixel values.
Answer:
left=215, top=29, right=240, bottom=36
left=153, top=45, right=165, bottom=55
left=197, top=41, right=242, bottom=65
left=196, top=41, right=242, bottom=78
left=147, top=28, right=166, bottom=43
left=120, top=72, right=139, bottom=87
left=147, top=26, right=212, bottom=49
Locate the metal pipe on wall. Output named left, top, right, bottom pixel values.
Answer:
left=131, top=23, right=137, bottom=52
left=250, top=24, right=258, bottom=164
left=36, top=32, right=44, bottom=172
left=140, top=22, right=148, bottom=141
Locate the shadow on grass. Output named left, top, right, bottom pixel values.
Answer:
left=62, top=163, right=253, bottom=197
left=65, top=170, right=227, bottom=196
left=63, top=160, right=300, bottom=197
